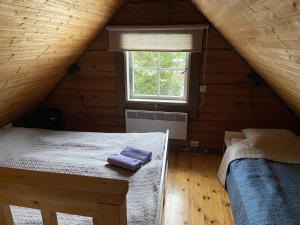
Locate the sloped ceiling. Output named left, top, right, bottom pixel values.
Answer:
left=0, top=0, right=123, bottom=125
left=191, top=0, right=300, bottom=117
left=1, top=0, right=299, bottom=127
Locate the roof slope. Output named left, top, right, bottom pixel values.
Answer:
left=0, top=0, right=123, bottom=125
left=1, top=0, right=299, bottom=126
left=192, top=0, right=300, bottom=117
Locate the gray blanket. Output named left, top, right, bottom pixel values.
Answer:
left=0, top=127, right=166, bottom=225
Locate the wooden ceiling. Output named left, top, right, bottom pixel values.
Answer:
left=0, top=0, right=123, bottom=125
left=191, top=0, right=300, bottom=117
left=0, top=0, right=299, bottom=126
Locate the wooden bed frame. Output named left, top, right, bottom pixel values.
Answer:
left=0, top=131, right=169, bottom=225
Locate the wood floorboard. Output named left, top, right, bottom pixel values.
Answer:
left=164, top=150, right=233, bottom=225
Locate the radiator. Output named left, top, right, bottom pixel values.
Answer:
left=125, top=109, right=188, bottom=140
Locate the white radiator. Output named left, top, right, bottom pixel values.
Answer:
left=125, top=109, right=188, bottom=140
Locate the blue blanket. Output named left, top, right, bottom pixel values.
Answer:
left=226, top=159, right=300, bottom=225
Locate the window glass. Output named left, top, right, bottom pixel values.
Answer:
left=127, top=51, right=189, bottom=103
left=160, top=70, right=185, bottom=96
left=133, top=70, right=158, bottom=95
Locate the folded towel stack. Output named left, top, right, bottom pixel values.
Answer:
left=107, top=147, right=152, bottom=171
left=121, top=147, right=152, bottom=165
left=107, top=154, right=143, bottom=171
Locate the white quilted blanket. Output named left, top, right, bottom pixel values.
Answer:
left=0, top=127, right=166, bottom=225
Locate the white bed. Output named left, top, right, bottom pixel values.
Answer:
left=0, top=127, right=169, bottom=225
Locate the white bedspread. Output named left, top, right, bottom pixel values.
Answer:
left=0, top=127, right=167, bottom=225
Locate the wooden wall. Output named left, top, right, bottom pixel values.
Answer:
left=44, top=0, right=299, bottom=151
left=0, top=0, right=123, bottom=126
left=191, top=0, right=300, bottom=117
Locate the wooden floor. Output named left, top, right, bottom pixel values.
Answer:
left=164, top=150, right=233, bottom=225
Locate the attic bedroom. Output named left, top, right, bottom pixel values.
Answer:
left=0, top=0, right=299, bottom=224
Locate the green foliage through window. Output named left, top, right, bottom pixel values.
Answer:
left=160, top=70, right=184, bottom=96
left=134, top=70, right=158, bottom=95
left=128, top=51, right=188, bottom=102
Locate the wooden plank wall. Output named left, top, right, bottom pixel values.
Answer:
left=44, top=0, right=299, bottom=151
left=0, top=0, right=123, bottom=126
left=191, top=0, right=300, bottom=117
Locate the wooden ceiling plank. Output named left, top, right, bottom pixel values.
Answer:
left=192, top=0, right=300, bottom=117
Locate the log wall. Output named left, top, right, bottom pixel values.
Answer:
left=44, top=0, right=299, bottom=150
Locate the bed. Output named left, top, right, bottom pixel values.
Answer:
left=219, top=129, right=300, bottom=225
left=0, top=127, right=169, bottom=225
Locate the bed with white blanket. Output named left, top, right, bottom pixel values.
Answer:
left=0, top=127, right=169, bottom=225
left=218, top=129, right=300, bottom=225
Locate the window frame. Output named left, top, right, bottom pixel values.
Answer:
left=125, top=51, right=190, bottom=104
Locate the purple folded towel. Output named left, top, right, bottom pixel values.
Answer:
left=107, top=154, right=142, bottom=171
left=121, top=147, right=152, bottom=165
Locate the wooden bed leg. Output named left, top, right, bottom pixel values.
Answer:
left=119, top=200, right=127, bottom=225
left=0, top=205, right=14, bottom=225
left=93, top=204, right=127, bottom=225
left=41, top=209, right=58, bottom=225
left=92, top=216, right=103, bottom=225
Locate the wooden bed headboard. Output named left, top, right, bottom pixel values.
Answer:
left=0, top=167, right=129, bottom=225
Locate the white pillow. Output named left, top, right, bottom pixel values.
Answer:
left=242, top=128, right=296, bottom=138
left=241, top=128, right=300, bottom=151
left=230, top=137, right=245, bottom=145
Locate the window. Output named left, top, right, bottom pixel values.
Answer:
left=126, top=51, right=190, bottom=104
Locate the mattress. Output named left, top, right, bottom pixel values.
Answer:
left=226, top=159, right=300, bottom=225
left=0, top=127, right=167, bottom=225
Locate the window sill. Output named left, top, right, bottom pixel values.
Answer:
left=127, top=98, right=188, bottom=104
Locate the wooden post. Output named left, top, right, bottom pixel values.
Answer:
left=41, top=209, right=58, bottom=225
left=0, top=205, right=14, bottom=225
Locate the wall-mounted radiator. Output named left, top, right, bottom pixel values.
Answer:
left=125, top=109, right=188, bottom=140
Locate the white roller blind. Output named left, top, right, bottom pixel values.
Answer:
left=106, top=25, right=208, bottom=52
